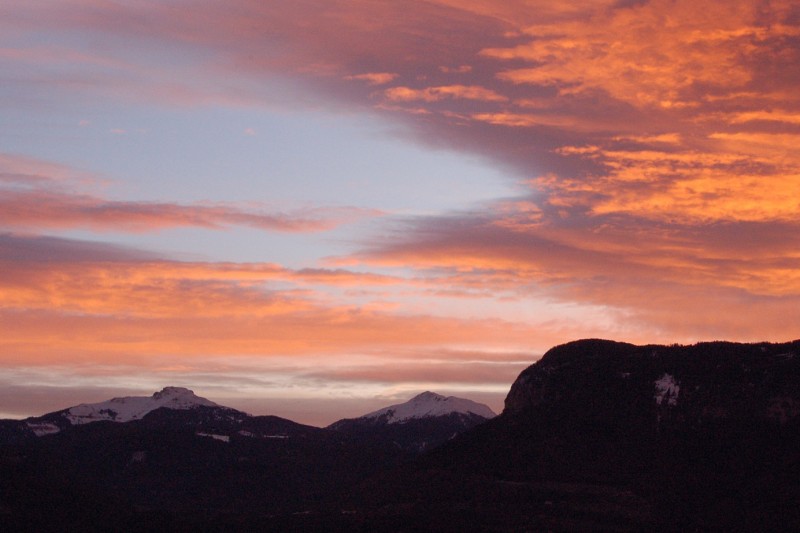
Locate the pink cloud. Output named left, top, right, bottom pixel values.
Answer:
left=345, top=72, right=398, bottom=85
left=0, top=154, right=379, bottom=233
left=0, top=153, right=99, bottom=186
left=0, top=188, right=375, bottom=233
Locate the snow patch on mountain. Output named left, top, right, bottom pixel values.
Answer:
left=26, top=421, right=61, bottom=436
left=361, top=391, right=496, bottom=424
left=196, top=432, right=230, bottom=443
left=654, top=373, right=679, bottom=406
left=66, top=386, right=218, bottom=425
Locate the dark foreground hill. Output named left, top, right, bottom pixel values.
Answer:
left=2, top=339, right=800, bottom=531
left=343, top=339, right=800, bottom=531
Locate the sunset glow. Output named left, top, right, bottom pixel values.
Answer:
left=2, top=0, right=798, bottom=425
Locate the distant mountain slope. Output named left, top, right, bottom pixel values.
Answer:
left=0, top=387, right=242, bottom=444
left=356, top=391, right=496, bottom=423
left=63, top=386, right=220, bottom=424
left=328, top=391, right=495, bottom=452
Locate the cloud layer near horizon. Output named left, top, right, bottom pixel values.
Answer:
left=2, top=0, right=799, bottom=423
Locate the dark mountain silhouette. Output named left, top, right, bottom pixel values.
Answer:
left=343, top=339, right=800, bottom=531
left=2, top=339, right=800, bottom=531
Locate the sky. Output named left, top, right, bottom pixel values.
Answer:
left=1, top=0, right=799, bottom=426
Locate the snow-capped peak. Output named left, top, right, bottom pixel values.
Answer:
left=65, top=386, right=219, bottom=425
left=361, top=391, right=496, bottom=424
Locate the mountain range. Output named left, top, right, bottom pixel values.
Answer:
left=1, top=387, right=495, bottom=447
left=2, top=338, right=799, bottom=531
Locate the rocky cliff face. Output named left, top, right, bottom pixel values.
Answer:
left=504, top=338, right=800, bottom=427
left=393, top=338, right=800, bottom=531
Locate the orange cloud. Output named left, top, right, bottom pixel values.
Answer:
left=0, top=306, right=541, bottom=363
left=384, top=85, right=507, bottom=103
left=724, top=110, right=800, bottom=126
left=471, top=112, right=577, bottom=128
left=485, top=0, right=799, bottom=109
left=345, top=72, right=398, bottom=85
left=542, top=144, right=800, bottom=223
left=0, top=235, right=562, bottom=370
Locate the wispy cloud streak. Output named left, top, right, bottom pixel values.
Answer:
left=0, top=154, right=376, bottom=233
